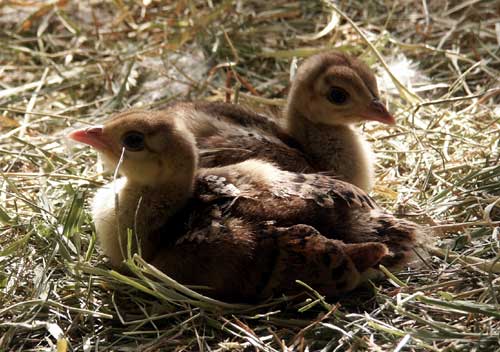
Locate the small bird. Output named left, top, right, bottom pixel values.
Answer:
left=68, top=112, right=425, bottom=301
left=284, top=51, right=395, bottom=191
left=152, top=51, right=394, bottom=191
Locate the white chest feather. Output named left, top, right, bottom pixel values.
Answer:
left=91, top=177, right=187, bottom=267
left=91, top=178, right=127, bottom=266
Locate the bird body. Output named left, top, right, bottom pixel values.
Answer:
left=88, top=159, right=398, bottom=301
left=69, top=112, right=426, bottom=302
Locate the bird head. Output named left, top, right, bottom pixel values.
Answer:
left=287, top=51, right=395, bottom=126
left=68, top=110, right=197, bottom=187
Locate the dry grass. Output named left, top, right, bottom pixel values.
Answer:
left=0, top=0, right=499, bottom=350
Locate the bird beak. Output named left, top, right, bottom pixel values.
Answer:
left=68, top=126, right=111, bottom=151
left=360, top=99, right=396, bottom=125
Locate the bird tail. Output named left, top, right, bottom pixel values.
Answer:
left=258, top=224, right=391, bottom=298
left=372, top=212, right=432, bottom=270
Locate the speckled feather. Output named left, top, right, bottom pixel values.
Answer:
left=147, top=162, right=419, bottom=301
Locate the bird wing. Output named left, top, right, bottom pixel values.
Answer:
left=198, top=133, right=315, bottom=173
left=271, top=172, right=378, bottom=209
left=170, top=101, right=317, bottom=173
left=193, top=163, right=425, bottom=271
left=195, top=163, right=377, bottom=216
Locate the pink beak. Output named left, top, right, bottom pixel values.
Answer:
left=360, top=99, right=396, bottom=125
left=68, top=126, right=111, bottom=151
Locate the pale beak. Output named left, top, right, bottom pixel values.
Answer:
left=360, top=99, right=396, bottom=125
left=68, top=125, right=111, bottom=151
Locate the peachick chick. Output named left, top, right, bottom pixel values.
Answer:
left=284, top=51, right=395, bottom=191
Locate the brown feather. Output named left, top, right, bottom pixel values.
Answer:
left=142, top=161, right=427, bottom=302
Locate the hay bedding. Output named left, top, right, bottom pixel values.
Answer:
left=0, top=1, right=498, bottom=350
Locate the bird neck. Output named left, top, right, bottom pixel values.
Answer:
left=113, top=174, right=193, bottom=261
left=285, top=107, right=374, bottom=191
left=119, top=169, right=195, bottom=231
left=91, top=163, right=195, bottom=268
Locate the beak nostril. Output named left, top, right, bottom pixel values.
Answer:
left=371, top=99, right=385, bottom=113
left=68, top=125, right=109, bottom=150
left=85, top=126, right=104, bottom=135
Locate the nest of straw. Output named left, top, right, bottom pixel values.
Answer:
left=0, top=1, right=498, bottom=350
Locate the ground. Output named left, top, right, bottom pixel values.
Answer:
left=0, top=0, right=499, bottom=351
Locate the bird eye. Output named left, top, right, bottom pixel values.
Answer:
left=327, top=86, right=349, bottom=105
left=121, top=131, right=145, bottom=151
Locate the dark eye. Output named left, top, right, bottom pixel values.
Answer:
left=121, top=131, right=145, bottom=151
left=327, top=87, right=349, bottom=105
